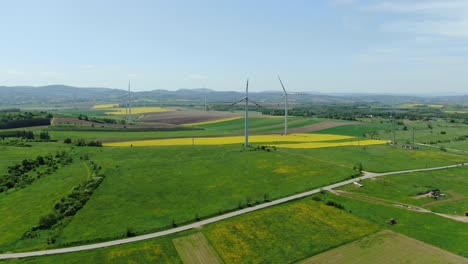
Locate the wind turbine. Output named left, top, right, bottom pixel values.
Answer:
left=231, top=78, right=262, bottom=146
left=127, top=80, right=132, bottom=123
left=278, top=75, right=291, bottom=135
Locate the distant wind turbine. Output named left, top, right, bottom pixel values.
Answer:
left=278, top=75, right=292, bottom=135
left=231, top=78, right=262, bottom=146
left=127, top=80, right=132, bottom=123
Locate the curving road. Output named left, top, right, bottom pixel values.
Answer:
left=0, top=162, right=466, bottom=260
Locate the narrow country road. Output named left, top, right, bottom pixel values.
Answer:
left=0, top=162, right=466, bottom=260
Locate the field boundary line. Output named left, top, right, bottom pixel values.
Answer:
left=0, top=162, right=466, bottom=260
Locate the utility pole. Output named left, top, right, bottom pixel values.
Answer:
left=412, top=127, right=415, bottom=149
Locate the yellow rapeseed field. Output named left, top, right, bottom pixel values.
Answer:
left=104, top=107, right=174, bottom=115
left=185, top=117, right=243, bottom=126
left=104, top=133, right=389, bottom=149
left=92, top=103, right=119, bottom=109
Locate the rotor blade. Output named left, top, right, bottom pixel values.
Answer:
left=249, top=99, right=263, bottom=108
left=279, top=95, right=286, bottom=103
left=246, top=78, right=249, bottom=94
left=278, top=75, right=287, bottom=94
left=230, top=97, right=247, bottom=106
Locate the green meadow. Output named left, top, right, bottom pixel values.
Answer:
left=3, top=198, right=380, bottom=264
left=340, top=165, right=468, bottom=216
left=281, top=144, right=467, bottom=172
left=57, top=145, right=355, bottom=245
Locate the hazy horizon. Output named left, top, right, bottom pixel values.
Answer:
left=1, top=0, right=468, bottom=93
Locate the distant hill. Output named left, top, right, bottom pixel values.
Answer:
left=0, top=85, right=466, bottom=106
left=0, top=85, right=127, bottom=105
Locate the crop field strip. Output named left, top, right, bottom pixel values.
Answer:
left=298, top=230, right=468, bottom=264
left=103, top=133, right=389, bottom=148
left=103, top=107, right=174, bottom=115
left=172, top=233, right=223, bottom=264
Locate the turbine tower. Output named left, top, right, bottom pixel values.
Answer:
left=231, top=78, right=261, bottom=146
left=127, top=80, right=132, bottom=123
left=278, top=75, right=289, bottom=135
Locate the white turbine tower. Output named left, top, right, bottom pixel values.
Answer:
left=278, top=75, right=290, bottom=135
left=231, top=78, right=262, bottom=146
left=127, top=80, right=132, bottom=123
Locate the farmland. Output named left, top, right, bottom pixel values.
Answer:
left=3, top=198, right=380, bottom=264
left=104, top=107, right=174, bottom=115
left=103, top=133, right=388, bottom=149
left=299, top=230, right=468, bottom=264
left=0, top=105, right=467, bottom=263
left=313, top=192, right=468, bottom=257
left=56, top=145, right=356, bottom=245
left=339, top=166, right=468, bottom=216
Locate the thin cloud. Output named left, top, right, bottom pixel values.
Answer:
left=359, top=0, right=468, bottom=38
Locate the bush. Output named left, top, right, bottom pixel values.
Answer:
left=312, top=196, right=322, bottom=202
left=325, top=200, right=345, bottom=210
left=39, top=212, right=60, bottom=229
left=126, top=227, right=136, bottom=237
left=64, top=138, right=72, bottom=144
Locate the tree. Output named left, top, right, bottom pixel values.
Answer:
left=39, top=131, right=50, bottom=140
left=39, top=212, right=60, bottom=229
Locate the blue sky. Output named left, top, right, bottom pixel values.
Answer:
left=1, top=0, right=467, bottom=94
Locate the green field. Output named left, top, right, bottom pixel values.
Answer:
left=315, top=122, right=394, bottom=137
left=4, top=198, right=380, bottom=264
left=339, top=166, right=468, bottom=216
left=314, top=192, right=468, bottom=258
left=0, top=161, right=89, bottom=251
left=1, top=113, right=468, bottom=262
left=281, top=144, right=467, bottom=172
left=197, top=116, right=323, bottom=133
left=44, top=144, right=354, bottom=246
left=204, top=199, right=379, bottom=263
left=299, top=230, right=468, bottom=264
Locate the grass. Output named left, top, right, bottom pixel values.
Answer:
left=282, top=144, right=467, bottom=172
left=3, top=234, right=182, bottom=264
left=0, top=143, right=68, bottom=172
left=315, top=122, right=394, bottom=137
left=299, top=230, right=468, bottom=264
left=2, top=197, right=379, bottom=264
left=339, top=165, right=468, bottom=216
left=0, top=161, right=89, bottom=251
left=55, top=145, right=356, bottom=245
left=195, top=116, right=320, bottom=133
left=172, top=233, right=222, bottom=264
left=203, top=199, right=380, bottom=263
left=315, top=192, right=468, bottom=258
left=48, top=130, right=224, bottom=141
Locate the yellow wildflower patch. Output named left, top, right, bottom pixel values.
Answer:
left=92, top=103, right=119, bottom=109
left=185, top=117, right=243, bottom=126
left=104, top=133, right=353, bottom=147
left=104, top=133, right=389, bottom=149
